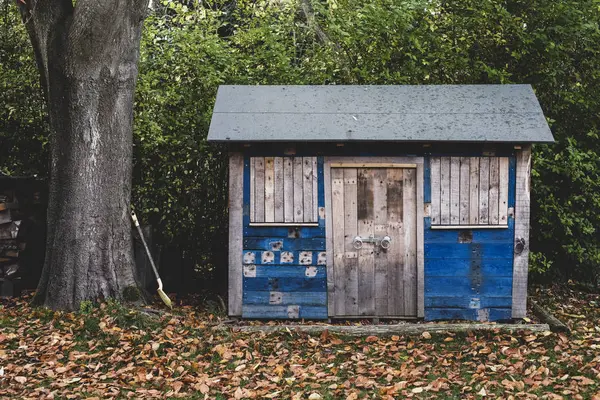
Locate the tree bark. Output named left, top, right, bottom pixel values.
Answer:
left=17, top=0, right=149, bottom=310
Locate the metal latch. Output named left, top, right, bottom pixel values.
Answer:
left=353, top=234, right=391, bottom=250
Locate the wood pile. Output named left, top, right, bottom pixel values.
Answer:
left=0, top=176, right=47, bottom=297
left=0, top=191, right=24, bottom=297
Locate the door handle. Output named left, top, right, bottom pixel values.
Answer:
left=353, top=235, right=392, bottom=249
left=380, top=236, right=391, bottom=249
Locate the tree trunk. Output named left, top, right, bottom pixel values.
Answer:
left=17, top=0, right=149, bottom=310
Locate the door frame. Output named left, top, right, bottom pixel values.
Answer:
left=324, top=156, right=425, bottom=318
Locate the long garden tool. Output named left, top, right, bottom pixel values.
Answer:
left=131, top=210, right=172, bottom=309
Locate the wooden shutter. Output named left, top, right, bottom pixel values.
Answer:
left=250, top=157, right=318, bottom=224
left=430, top=157, right=509, bottom=227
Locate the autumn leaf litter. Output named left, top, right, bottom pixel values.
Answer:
left=1, top=285, right=600, bottom=399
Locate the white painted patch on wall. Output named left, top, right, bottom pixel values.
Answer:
left=287, top=305, right=300, bottom=319
left=243, top=265, right=256, bottom=278
left=305, top=266, right=318, bottom=278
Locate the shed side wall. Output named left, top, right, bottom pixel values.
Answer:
left=423, top=155, right=517, bottom=321
left=241, top=156, right=327, bottom=319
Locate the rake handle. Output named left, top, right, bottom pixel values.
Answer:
left=131, top=211, right=162, bottom=290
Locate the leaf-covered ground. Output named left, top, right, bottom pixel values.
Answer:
left=1, top=286, right=600, bottom=399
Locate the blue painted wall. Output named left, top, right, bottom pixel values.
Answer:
left=241, top=156, right=328, bottom=319
left=238, top=150, right=517, bottom=322
left=423, top=155, right=516, bottom=322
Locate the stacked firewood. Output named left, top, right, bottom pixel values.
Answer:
left=0, top=191, right=23, bottom=297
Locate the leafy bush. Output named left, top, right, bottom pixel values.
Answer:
left=2, top=0, right=600, bottom=287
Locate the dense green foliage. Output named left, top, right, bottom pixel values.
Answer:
left=0, top=3, right=47, bottom=176
left=2, top=0, right=600, bottom=287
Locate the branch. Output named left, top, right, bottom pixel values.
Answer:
left=299, top=0, right=338, bottom=49
left=15, top=0, right=73, bottom=100
left=299, top=0, right=359, bottom=82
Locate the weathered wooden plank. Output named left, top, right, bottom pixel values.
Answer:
left=357, top=168, right=375, bottom=316
left=488, top=157, right=500, bottom=225
left=242, top=305, right=328, bottom=320
left=343, top=168, right=359, bottom=316
left=264, top=157, right=275, bottom=222
left=243, top=250, right=325, bottom=266
left=250, top=157, right=255, bottom=223
left=424, top=243, right=513, bottom=259
left=415, top=163, right=425, bottom=318
left=331, top=168, right=346, bottom=316
left=274, top=157, right=284, bottom=222
left=403, top=168, right=417, bottom=316
left=312, top=157, right=318, bottom=222
left=430, top=157, right=441, bottom=225
left=425, top=258, right=514, bottom=277
left=440, top=157, right=451, bottom=224
left=228, top=153, right=244, bottom=316
left=498, top=157, right=509, bottom=225
left=373, top=168, right=388, bottom=315
left=425, top=296, right=513, bottom=309
left=386, top=168, right=404, bottom=316
left=478, top=157, right=490, bottom=224
left=329, top=163, right=417, bottom=168
left=283, top=157, right=294, bottom=223
left=293, top=157, right=304, bottom=222
left=430, top=225, right=508, bottom=230
left=327, top=156, right=424, bottom=165
left=512, top=145, right=531, bottom=318
left=303, top=157, right=314, bottom=222
left=530, top=301, right=571, bottom=333
left=243, top=291, right=327, bottom=306
left=254, top=157, right=265, bottom=223
left=425, top=308, right=512, bottom=322
left=469, top=157, right=480, bottom=224
left=243, top=265, right=327, bottom=278
left=248, top=222, right=319, bottom=228
left=459, top=157, right=470, bottom=225
left=425, top=219, right=514, bottom=242
left=243, top=237, right=326, bottom=251
left=324, top=160, right=334, bottom=315
left=425, top=276, right=513, bottom=297
left=243, top=277, right=327, bottom=292
left=231, top=321, right=550, bottom=334
left=450, top=157, right=460, bottom=224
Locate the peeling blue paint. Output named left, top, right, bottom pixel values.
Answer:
left=242, top=156, right=327, bottom=319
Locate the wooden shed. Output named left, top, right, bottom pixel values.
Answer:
left=207, top=85, right=554, bottom=322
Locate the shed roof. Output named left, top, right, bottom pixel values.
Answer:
left=207, top=85, right=554, bottom=143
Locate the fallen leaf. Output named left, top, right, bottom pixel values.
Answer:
left=365, top=336, right=378, bottom=343
left=15, top=376, right=27, bottom=384
left=422, top=332, right=432, bottom=339
left=235, top=364, right=246, bottom=372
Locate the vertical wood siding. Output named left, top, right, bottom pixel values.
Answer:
left=430, top=157, right=510, bottom=227
left=512, top=146, right=531, bottom=318
left=331, top=165, right=418, bottom=317
left=242, top=157, right=327, bottom=319
left=228, top=153, right=244, bottom=316
left=250, top=157, right=319, bottom=224
left=423, top=155, right=517, bottom=322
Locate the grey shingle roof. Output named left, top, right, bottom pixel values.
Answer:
left=207, top=85, right=554, bottom=143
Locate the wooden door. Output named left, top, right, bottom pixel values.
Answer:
left=330, top=165, right=417, bottom=317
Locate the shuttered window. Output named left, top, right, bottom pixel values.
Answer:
left=430, top=157, right=509, bottom=227
left=250, top=157, right=318, bottom=225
